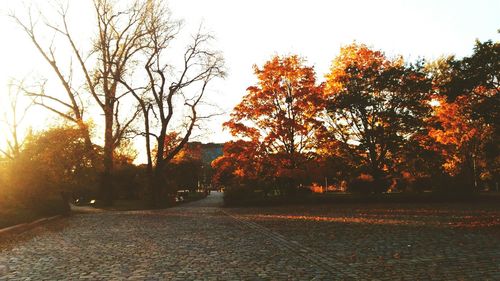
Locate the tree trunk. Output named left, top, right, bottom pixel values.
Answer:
left=150, top=165, right=165, bottom=208
left=144, top=114, right=153, bottom=175
left=148, top=123, right=168, bottom=207
left=140, top=106, right=154, bottom=206
left=370, top=160, right=387, bottom=194
left=78, top=122, right=97, bottom=167
left=100, top=106, right=114, bottom=206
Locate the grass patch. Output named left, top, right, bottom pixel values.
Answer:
left=0, top=208, right=40, bottom=229
left=0, top=198, right=69, bottom=229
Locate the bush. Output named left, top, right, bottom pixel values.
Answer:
left=347, top=176, right=373, bottom=194
left=223, top=182, right=316, bottom=206
left=223, top=185, right=266, bottom=204
left=0, top=195, right=70, bottom=229
left=113, top=164, right=143, bottom=200
left=432, top=173, right=476, bottom=195
left=31, top=196, right=71, bottom=217
left=347, top=173, right=390, bottom=194
left=410, top=176, right=433, bottom=193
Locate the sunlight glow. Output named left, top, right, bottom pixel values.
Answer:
left=429, top=99, right=441, bottom=107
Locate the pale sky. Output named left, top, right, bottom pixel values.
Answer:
left=0, top=0, right=499, bottom=162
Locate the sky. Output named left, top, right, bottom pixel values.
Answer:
left=0, top=0, right=499, bottom=162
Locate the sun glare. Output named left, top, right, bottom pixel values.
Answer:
left=429, top=99, right=441, bottom=107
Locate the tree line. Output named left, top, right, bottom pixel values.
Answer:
left=213, top=39, right=499, bottom=197
left=1, top=0, right=498, bottom=210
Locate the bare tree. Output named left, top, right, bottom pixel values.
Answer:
left=11, top=7, right=92, bottom=149
left=89, top=0, right=148, bottom=204
left=12, top=0, right=148, bottom=205
left=0, top=81, right=32, bottom=160
left=120, top=0, right=225, bottom=206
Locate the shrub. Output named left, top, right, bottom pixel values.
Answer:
left=113, top=164, right=143, bottom=200
left=347, top=174, right=374, bottom=194
left=432, top=173, right=476, bottom=195
left=31, top=196, right=71, bottom=217
left=223, top=185, right=265, bottom=204
left=309, top=183, right=324, bottom=193
left=410, top=176, right=433, bottom=193
left=347, top=173, right=390, bottom=194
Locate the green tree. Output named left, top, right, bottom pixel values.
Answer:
left=428, top=38, right=499, bottom=190
left=436, top=39, right=499, bottom=127
left=323, top=43, right=432, bottom=191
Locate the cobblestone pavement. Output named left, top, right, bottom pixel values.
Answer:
left=229, top=202, right=500, bottom=280
left=0, top=192, right=499, bottom=280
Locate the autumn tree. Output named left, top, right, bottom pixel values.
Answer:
left=440, top=39, right=499, bottom=126
left=165, top=142, right=203, bottom=191
left=5, top=126, right=97, bottom=203
left=323, top=43, right=432, bottom=190
left=426, top=97, right=490, bottom=190
left=426, top=38, right=499, bottom=190
left=222, top=55, right=324, bottom=188
left=212, top=140, right=269, bottom=187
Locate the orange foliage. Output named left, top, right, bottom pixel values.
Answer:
left=428, top=96, right=492, bottom=175
left=172, top=142, right=202, bottom=164
left=225, top=55, right=324, bottom=158
left=211, top=140, right=266, bottom=185
left=358, top=173, right=374, bottom=182
left=308, top=183, right=341, bottom=193
left=325, top=43, right=392, bottom=95
left=162, top=132, right=181, bottom=159
left=310, top=183, right=324, bottom=193
left=215, top=55, right=325, bottom=185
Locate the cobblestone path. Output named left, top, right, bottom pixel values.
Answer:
left=1, top=192, right=499, bottom=280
